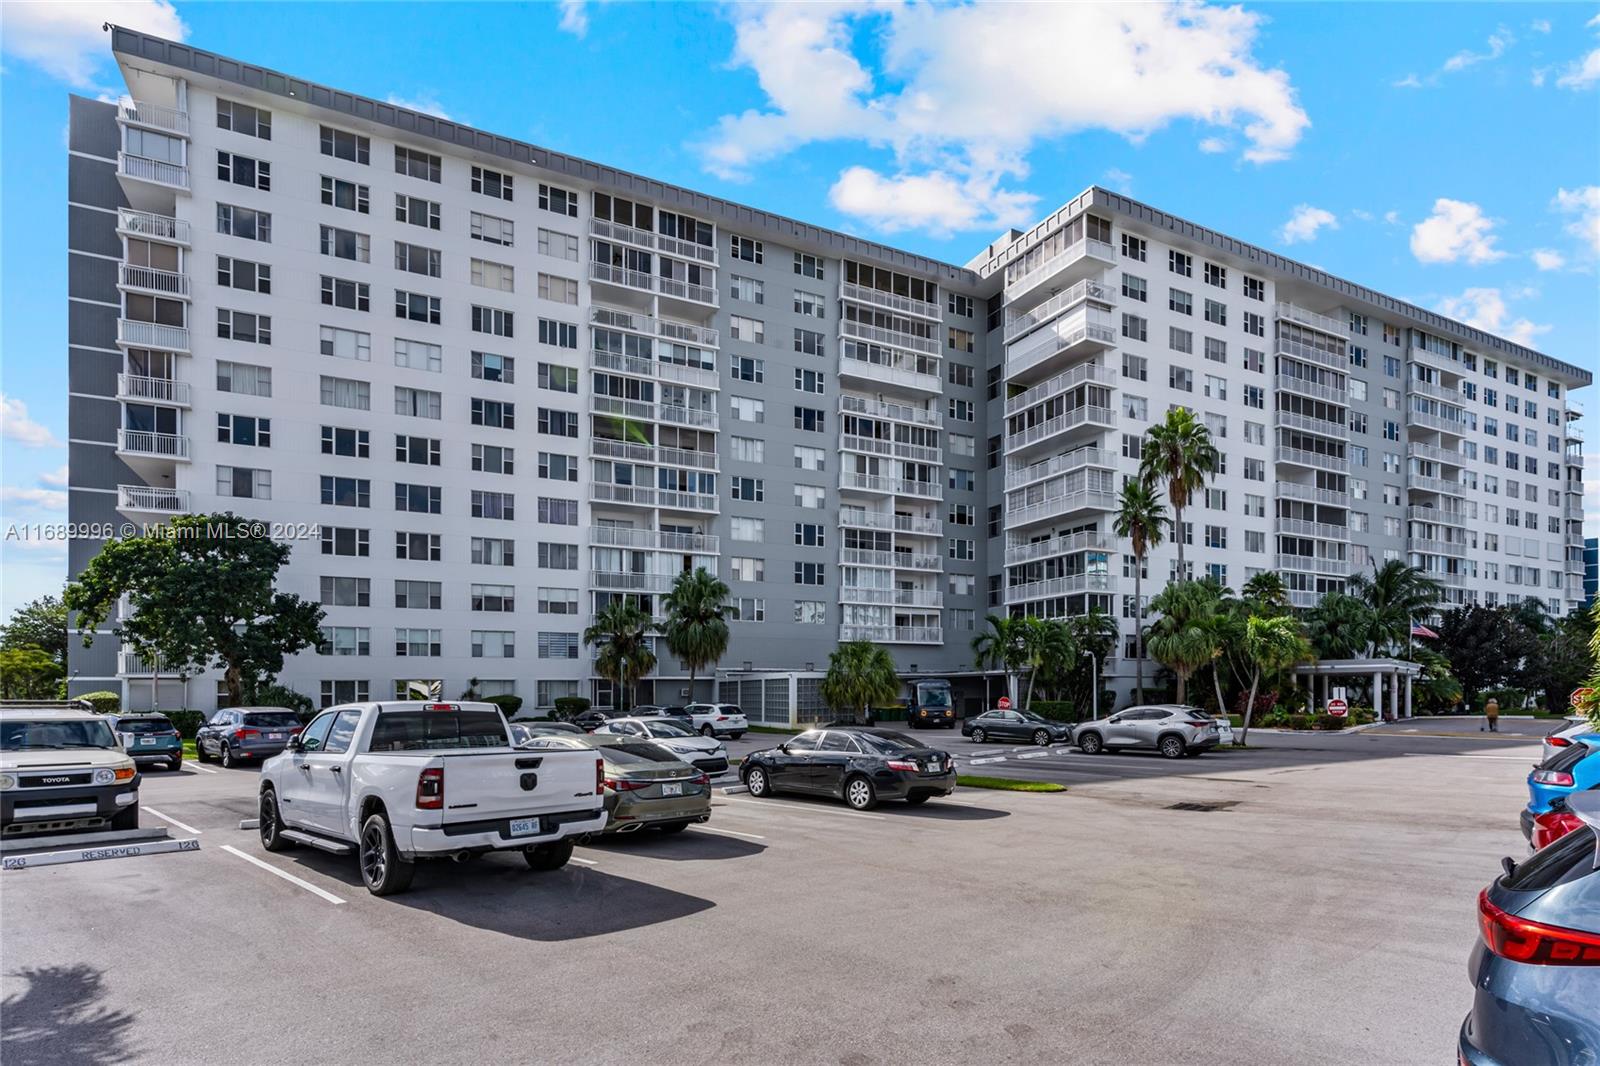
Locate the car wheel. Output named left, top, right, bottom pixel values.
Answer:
left=843, top=774, right=878, bottom=812
left=1032, top=729, right=1051, bottom=747
left=971, top=728, right=987, bottom=743
left=1078, top=731, right=1103, bottom=755
left=658, top=822, right=690, bottom=834
left=194, top=740, right=209, bottom=763
left=1159, top=735, right=1187, bottom=760
left=699, top=724, right=715, bottom=737
left=260, top=788, right=294, bottom=852
left=523, top=839, right=574, bottom=871
left=745, top=766, right=770, bottom=797
left=111, top=804, right=140, bottom=831
left=220, top=744, right=234, bottom=769
left=359, top=812, right=415, bottom=896
left=730, top=733, right=744, bottom=740
left=905, top=794, right=931, bottom=806
left=168, top=755, right=183, bottom=771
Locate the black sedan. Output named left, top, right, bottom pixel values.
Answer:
left=962, top=709, right=1071, bottom=746
left=740, top=728, right=956, bottom=811
left=571, top=709, right=613, bottom=732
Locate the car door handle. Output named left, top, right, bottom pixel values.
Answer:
left=329, top=766, right=342, bottom=774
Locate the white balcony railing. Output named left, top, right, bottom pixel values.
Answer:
left=1406, top=537, right=1467, bottom=557
left=838, top=471, right=942, bottom=500
left=1005, top=361, right=1117, bottom=416
left=1005, top=237, right=1116, bottom=300
left=1004, top=530, right=1112, bottom=566
left=1005, top=446, right=1115, bottom=490
left=591, top=572, right=676, bottom=593
left=119, top=650, right=168, bottom=677
left=1405, top=408, right=1467, bottom=435
left=839, top=281, right=941, bottom=322
left=1004, top=278, right=1117, bottom=343
left=117, top=99, right=190, bottom=136
left=1274, top=409, right=1346, bottom=438
left=117, top=153, right=189, bottom=190
left=657, top=233, right=717, bottom=265
left=119, top=263, right=190, bottom=297
left=1274, top=373, right=1347, bottom=405
left=589, top=218, right=656, bottom=250
left=588, top=262, right=656, bottom=293
left=1405, top=506, right=1469, bottom=527
left=1006, top=405, right=1117, bottom=453
left=837, top=509, right=943, bottom=537
left=117, top=485, right=190, bottom=514
left=839, top=587, right=945, bottom=608
left=1406, top=442, right=1462, bottom=466
left=1006, top=307, right=1118, bottom=379
left=656, top=318, right=720, bottom=348
left=1406, top=473, right=1466, bottom=497
left=117, top=208, right=191, bottom=244
left=1274, top=446, right=1349, bottom=474
left=590, top=395, right=719, bottom=430
left=1005, top=489, right=1118, bottom=527
left=1407, top=377, right=1462, bottom=405
left=658, top=276, right=718, bottom=307
left=588, top=526, right=719, bottom=554
left=1275, top=337, right=1348, bottom=373
left=1275, top=302, right=1346, bottom=338
left=840, top=317, right=940, bottom=356
left=838, top=353, right=942, bottom=395
left=116, top=429, right=190, bottom=460
left=116, top=374, right=191, bottom=405
left=1005, top=573, right=1115, bottom=602
left=1277, top=482, right=1350, bottom=508
left=839, top=434, right=942, bottom=465
left=839, top=394, right=941, bottom=427
left=839, top=548, right=943, bottom=571
left=839, top=625, right=943, bottom=645
left=590, top=437, right=718, bottom=471
left=590, top=349, right=719, bottom=390
left=116, top=320, right=190, bottom=352
left=1275, top=554, right=1352, bottom=576
left=1274, top=517, right=1350, bottom=541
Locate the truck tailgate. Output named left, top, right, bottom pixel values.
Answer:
left=434, top=749, right=602, bottom=825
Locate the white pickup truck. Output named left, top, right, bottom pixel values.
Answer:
left=257, top=701, right=607, bottom=895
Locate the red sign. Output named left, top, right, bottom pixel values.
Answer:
left=997, top=696, right=1012, bottom=710
left=1326, top=698, right=1349, bottom=718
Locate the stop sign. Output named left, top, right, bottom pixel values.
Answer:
left=997, top=696, right=1012, bottom=710
left=1327, top=698, right=1348, bottom=718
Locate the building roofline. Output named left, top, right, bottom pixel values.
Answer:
left=105, top=24, right=985, bottom=287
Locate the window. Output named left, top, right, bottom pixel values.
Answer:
left=320, top=225, right=370, bottom=262
left=1243, top=421, right=1264, bottom=445
left=476, top=443, right=518, bottom=475
left=948, top=362, right=975, bottom=387
left=321, top=526, right=369, bottom=557
left=394, top=386, right=442, bottom=419
left=395, top=434, right=440, bottom=466
left=794, top=252, right=825, bottom=278
left=217, top=203, right=271, bottom=242
left=1243, top=384, right=1264, bottom=409
left=730, top=557, right=764, bottom=582
left=1205, top=525, right=1227, bottom=549
left=320, top=475, right=371, bottom=508
left=321, top=176, right=367, bottom=213
left=537, top=318, right=578, bottom=349
left=730, top=315, right=764, bottom=343
left=474, top=490, right=517, bottom=520
left=794, top=562, right=826, bottom=585
left=217, top=413, right=270, bottom=447
left=392, top=242, right=442, bottom=278
left=1169, top=288, right=1193, bottom=316
left=218, top=151, right=270, bottom=190
left=1169, top=327, right=1193, bottom=355
left=1169, top=367, right=1193, bottom=392
left=217, top=256, right=271, bottom=293
left=472, top=166, right=514, bottom=201
left=395, top=193, right=440, bottom=230
left=795, top=368, right=826, bottom=394
left=730, top=598, right=766, bottom=622
left=1169, top=250, right=1192, bottom=277
left=949, top=293, right=975, bottom=317
left=794, top=290, right=827, bottom=318
left=794, top=406, right=825, bottom=433
left=216, top=98, right=271, bottom=139
left=320, top=126, right=369, bottom=164
left=321, top=275, right=370, bottom=311
left=394, top=337, right=441, bottom=373
left=1122, top=314, right=1148, bottom=342
left=538, top=409, right=579, bottom=437
left=1244, top=458, right=1265, bottom=481
left=949, top=468, right=975, bottom=491
left=1243, top=276, right=1265, bottom=301
left=395, top=628, right=442, bottom=656
left=395, top=290, right=441, bottom=324
left=536, top=497, right=578, bottom=525
left=1203, top=299, right=1227, bottom=326
left=1122, top=234, right=1147, bottom=261
left=320, top=576, right=371, bottom=608
left=320, top=627, right=371, bottom=657
left=217, top=309, right=271, bottom=344
left=472, top=537, right=516, bottom=567
left=1122, top=394, right=1149, bottom=420
left=731, top=517, right=764, bottom=542
left=730, top=275, right=764, bottom=304
left=794, top=328, right=826, bottom=356
left=218, top=360, right=272, bottom=396
left=1122, top=433, right=1143, bottom=459
left=471, top=305, right=514, bottom=337
left=1204, top=337, right=1227, bottom=363
left=730, top=436, right=764, bottom=464
left=320, top=375, right=370, bottom=410
left=795, top=522, right=824, bottom=546
left=1203, top=374, right=1227, bottom=400
left=1242, top=311, right=1265, bottom=338
left=1121, top=352, right=1149, bottom=382
left=393, top=482, right=440, bottom=514
left=538, top=363, right=577, bottom=394
left=1203, top=262, right=1226, bottom=288
left=794, top=601, right=828, bottom=625
left=794, top=484, right=826, bottom=509
left=216, top=466, right=271, bottom=499
left=949, top=538, right=975, bottom=561
left=539, top=183, right=580, bottom=216
left=1121, top=274, right=1148, bottom=302
left=731, top=356, right=765, bottom=383
left=471, top=631, right=515, bottom=659
left=730, top=236, right=763, bottom=263
left=731, top=396, right=765, bottom=423
left=537, top=542, right=577, bottom=569
left=538, top=273, right=578, bottom=305
left=393, top=144, right=440, bottom=182
left=473, top=351, right=515, bottom=383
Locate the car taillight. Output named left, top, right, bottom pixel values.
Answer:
left=1185, top=720, right=1213, bottom=728
left=1533, top=770, right=1575, bottom=786
left=416, top=767, right=444, bottom=809
left=1478, top=889, right=1600, bottom=965
left=693, top=772, right=710, bottom=787
left=885, top=759, right=919, bottom=772
left=1531, top=810, right=1586, bottom=849
left=1548, top=737, right=1572, bottom=747
left=233, top=728, right=260, bottom=742
left=603, top=777, right=650, bottom=792
left=716, top=716, right=728, bottom=721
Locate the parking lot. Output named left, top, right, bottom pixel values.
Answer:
left=2, top=721, right=1543, bottom=1065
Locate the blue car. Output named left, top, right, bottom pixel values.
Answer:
left=1521, top=735, right=1600, bottom=841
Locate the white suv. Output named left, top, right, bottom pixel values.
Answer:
left=1, top=704, right=141, bottom=837
left=681, top=703, right=748, bottom=739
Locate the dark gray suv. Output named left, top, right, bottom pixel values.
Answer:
left=195, top=707, right=302, bottom=767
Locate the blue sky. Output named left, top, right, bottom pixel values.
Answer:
left=2, top=1, right=1597, bottom=616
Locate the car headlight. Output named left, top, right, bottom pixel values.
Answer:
left=93, top=768, right=116, bottom=785
left=0, top=774, right=14, bottom=791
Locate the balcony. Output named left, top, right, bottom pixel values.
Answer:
left=838, top=471, right=942, bottom=500
left=657, top=489, right=719, bottom=514
left=1407, top=378, right=1462, bottom=405
left=119, top=264, right=190, bottom=298
left=592, top=572, right=676, bottom=593
left=1288, top=589, right=1320, bottom=609
left=117, top=208, right=190, bottom=245
left=1409, top=345, right=1458, bottom=373
left=1275, top=336, right=1348, bottom=373
left=1274, top=446, right=1349, bottom=474
left=588, top=261, right=656, bottom=294
left=840, top=280, right=942, bottom=322
left=1406, top=537, right=1466, bottom=557
left=1274, top=517, right=1350, bottom=541
left=658, top=275, right=718, bottom=308
left=117, top=484, right=190, bottom=515
left=590, top=349, right=718, bottom=391
left=1006, top=405, right=1117, bottom=455
left=116, top=429, right=190, bottom=461
left=1274, top=373, right=1347, bottom=405
left=839, top=625, right=943, bottom=645
left=1405, top=408, right=1467, bottom=435
left=1006, top=307, right=1118, bottom=381
left=839, top=434, right=942, bottom=465
left=839, top=548, right=943, bottom=571
left=1406, top=473, right=1466, bottom=497
left=592, top=304, right=720, bottom=348
left=1005, top=236, right=1117, bottom=305
left=589, top=217, right=656, bottom=250
left=1005, top=361, right=1117, bottom=416
left=1569, top=531, right=1587, bottom=549
left=838, top=352, right=941, bottom=396
left=839, top=394, right=941, bottom=427
left=1406, top=442, right=1462, bottom=466
left=1004, top=278, right=1116, bottom=343
left=589, top=525, right=719, bottom=554
left=1406, top=505, right=1468, bottom=527
left=590, top=437, right=718, bottom=471
left=1278, top=482, right=1350, bottom=508
left=1273, top=409, right=1347, bottom=439
left=1567, top=424, right=1586, bottom=442
left=1005, top=446, right=1115, bottom=490
left=116, top=320, right=190, bottom=353
left=657, top=318, right=719, bottom=348
left=589, top=395, right=719, bottom=431
left=116, top=374, right=191, bottom=406
left=1276, top=302, right=1346, bottom=337
left=1429, top=571, right=1469, bottom=588
left=1275, top=554, right=1352, bottom=576
left=588, top=483, right=718, bottom=513
left=1005, top=488, right=1118, bottom=529
left=1005, top=573, right=1115, bottom=603
left=837, top=509, right=943, bottom=537
left=839, top=587, right=945, bottom=609
left=117, top=152, right=189, bottom=191
left=1004, top=530, right=1111, bottom=566
left=840, top=317, right=940, bottom=356
left=117, top=99, right=190, bottom=136
left=657, top=233, right=717, bottom=265
left=119, top=650, right=169, bottom=677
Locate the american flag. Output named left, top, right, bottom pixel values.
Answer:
left=1410, top=624, right=1438, bottom=639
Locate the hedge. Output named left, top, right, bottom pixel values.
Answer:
left=552, top=696, right=591, bottom=721
left=484, top=694, right=523, bottom=716
left=1027, top=700, right=1077, bottom=723
left=80, top=690, right=121, bottom=715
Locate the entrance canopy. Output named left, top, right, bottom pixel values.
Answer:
left=1290, top=658, right=1424, bottom=720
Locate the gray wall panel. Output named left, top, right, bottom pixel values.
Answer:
left=68, top=438, right=137, bottom=490
left=69, top=203, right=124, bottom=258
left=69, top=346, right=121, bottom=398
left=68, top=95, right=121, bottom=156
left=69, top=252, right=119, bottom=301
left=67, top=300, right=119, bottom=350
left=68, top=157, right=126, bottom=214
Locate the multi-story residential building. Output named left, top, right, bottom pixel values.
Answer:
left=67, top=27, right=1590, bottom=717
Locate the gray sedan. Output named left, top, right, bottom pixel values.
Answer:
left=1072, top=704, right=1222, bottom=759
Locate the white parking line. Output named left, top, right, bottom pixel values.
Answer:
left=718, top=796, right=886, bottom=821
left=143, top=807, right=202, bottom=835
left=690, top=824, right=766, bottom=840
left=1016, top=751, right=1052, bottom=760
left=570, top=856, right=598, bottom=866
left=1402, top=753, right=1535, bottom=761
left=219, top=845, right=346, bottom=905
left=969, top=756, right=1007, bottom=765
left=184, top=763, right=219, bottom=775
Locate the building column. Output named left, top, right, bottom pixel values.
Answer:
left=1405, top=674, right=1413, bottom=719
left=1389, top=671, right=1399, bottom=721
left=788, top=674, right=799, bottom=729
left=1372, top=672, right=1382, bottom=720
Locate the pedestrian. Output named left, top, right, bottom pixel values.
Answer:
left=1483, top=697, right=1500, bottom=733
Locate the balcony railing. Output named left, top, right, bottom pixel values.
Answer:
left=839, top=434, right=942, bottom=465
left=590, top=218, right=655, bottom=249
left=592, top=572, right=676, bottom=593
left=1275, top=302, right=1346, bottom=337
left=1005, top=237, right=1116, bottom=301
left=658, top=276, right=718, bottom=307
left=1006, top=405, right=1117, bottom=453
left=590, top=437, right=719, bottom=471
left=839, top=625, right=943, bottom=645
left=1273, top=409, right=1346, bottom=438
left=1406, top=442, right=1462, bottom=466
left=657, top=489, right=719, bottom=513
left=116, top=429, right=190, bottom=460
left=1277, top=482, right=1350, bottom=508
left=116, top=374, right=191, bottom=405
left=838, top=471, right=942, bottom=500
left=839, top=587, right=945, bottom=608
left=1004, top=530, right=1111, bottom=566
left=119, top=264, right=190, bottom=297
left=117, top=208, right=191, bottom=244
left=1274, top=517, right=1350, bottom=541
left=840, top=317, right=940, bottom=356
left=1275, top=337, right=1348, bottom=373
left=1405, top=408, right=1467, bottom=435
left=1406, top=473, right=1465, bottom=497
left=118, top=99, right=190, bottom=135
left=1274, top=446, right=1349, bottom=474
left=657, top=318, right=719, bottom=348
left=1005, top=361, right=1117, bottom=415
left=590, top=395, right=719, bottom=430
left=1406, top=537, right=1467, bottom=557
left=839, top=394, right=941, bottom=427
left=590, top=349, right=719, bottom=390
left=119, top=650, right=168, bottom=677
left=837, top=353, right=941, bottom=395
left=117, top=485, right=190, bottom=514
left=1407, top=378, right=1462, bottom=404
left=839, top=548, right=943, bottom=571
left=117, top=153, right=189, bottom=190
left=589, top=526, right=719, bottom=554
left=592, top=305, right=720, bottom=348
left=1004, top=278, right=1116, bottom=343
left=1405, top=506, right=1469, bottom=527
left=1274, top=373, right=1347, bottom=405
left=657, top=233, right=717, bottom=265
left=837, top=510, right=943, bottom=536
left=839, top=281, right=941, bottom=322
left=1275, top=554, right=1352, bottom=576
left=588, top=262, right=656, bottom=293
left=116, top=319, right=190, bottom=352
left=1006, top=307, right=1118, bottom=379
left=1005, top=488, right=1118, bottom=527
left=1005, top=573, right=1115, bottom=602
left=1005, top=446, right=1115, bottom=490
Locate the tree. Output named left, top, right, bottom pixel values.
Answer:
left=1146, top=580, right=1222, bottom=705
left=660, top=568, right=730, bottom=704
left=972, top=613, right=1028, bottom=706
left=1524, top=610, right=1595, bottom=712
left=1058, top=609, right=1119, bottom=713
left=582, top=599, right=657, bottom=712
left=1433, top=604, right=1539, bottom=706
left=1240, top=572, right=1290, bottom=617
left=1112, top=478, right=1168, bottom=703
left=0, top=646, right=64, bottom=699
left=1137, top=407, right=1218, bottom=579
left=1347, top=560, right=1442, bottom=656
left=65, top=514, right=323, bottom=705
left=819, top=641, right=899, bottom=721
left=1237, top=615, right=1312, bottom=744
left=1305, top=591, right=1376, bottom=660
left=0, top=593, right=68, bottom=669
left=1019, top=616, right=1076, bottom=710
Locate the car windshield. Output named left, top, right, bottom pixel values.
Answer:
left=720, top=706, right=742, bottom=716
left=369, top=710, right=508, bottom=751
left=243, top=712, right=301, bottom=728
left=644, top=722, right=694, bottom=738
left=1018, top=712, right=1048, bottom=723
left=0, top=718, right=119, bottom=751
left=917, top=686, right=952, bottom=709
left=856, top=731, right=921, bottom=755
left=117, top=718, right=176, bottom=734
left=595, top=741, right=683, bottom=765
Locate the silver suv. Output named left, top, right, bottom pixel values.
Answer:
left=1072, top=705, right=1222, bottom=759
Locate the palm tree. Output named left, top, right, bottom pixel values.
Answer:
left=582, top=599, right=657, bottom=712
left=1146, top=580, right=1222, bottom=704
left=1241, top=571, right=1290, bottom=616
left=1348, top=560, right=1443, bottom=655
left=1305, top=591, right=1375, bottom=659
left=972, top=613, right=1028, bottom=706
left=1113, top=479, right=1168, bottom=703
left=1138, top=407, right=1218, bottom=581
left=661, top=567, right=730, bottom=704
left=819, top=641, right=899, bottom=721
left=1020, top=617, right=1077, bottom=710
left=1237, top=615, right=1313, bottom=744
left=1064, top=608, right=1119, bottom=713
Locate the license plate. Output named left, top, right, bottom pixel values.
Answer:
left=925, top=760, right=942, bottom=773
left=508, top=817, right=541, bottom=837
left=661, top=782, right=683, bottom=797
left=266, top=733, right=285, bottom=741
left=139, top=738, right=158, bottom=746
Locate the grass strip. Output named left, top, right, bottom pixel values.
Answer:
left=956, top=775, right=1066, bottom=793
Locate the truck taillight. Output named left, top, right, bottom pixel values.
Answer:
left=416, top=767, right=444, bottom=809
left=596, top=758, right=604, bottom=797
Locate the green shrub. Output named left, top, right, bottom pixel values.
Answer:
left=248, top=683, right=314, bottom=717
left=1028, top=700, right=1078, bottom=723
left=484, top=694, right=523, bottom=716
left=552, top=695, right=591, bottom=721
left=80, top=690, right=121, bottom=715
left=1349, top=705, right=1377, bottom=725
left=162, top=710, right=206, bottom=738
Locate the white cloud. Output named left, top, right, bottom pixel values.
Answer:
left=38, top=465, right=68, bottom=488
left=1101, top=167, right=1133, bottom=193
left=1197, top=137, right=1228, bottom=154
left=1409, top=199, right=1505, bottom=264
left=828, top=166, right=1037, bottom=236
left=1435, top=287, right=1550, bottom=347
left=701, top=2, right=1309, bottom=232
left=1555, top=185, right=1600, bottom=255
left=1557, top=49, right=1600, bottom=89
left=385, top=94, right=453, bottom=121
left=557, top=0, right=589, bottom=38
left=1532, top=67, right=1550, bottom=87
left=1396, top=26, right=1515, bottom=87
left=1350, top=208, right=1374, bottom=222
left=1279, top=204, right=1338, bottom=244
left=0, top=395, right=61, bottom=448
left=1531, top=19, right=1551, bottom=34
left=0, top=1, right=187, bottom=89
left=0, top=487, right=67, bottom=511
left=1532, top=248, right=1567, bottom=271
left=1393, top=73, right=1424, bottom=89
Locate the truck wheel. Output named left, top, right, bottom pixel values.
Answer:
left=194, top=740, right=209, bottom=763
left=111, top=804, right=140, bottom=831
left=260, top=788, right=294, bottom=852
left=523, top=839, right=574, bottom=871
left=699, top=724, right=716, bottom=737
left=220, top=744, right=235, bottom=769
left=359, top=812, right=415, bottom=895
